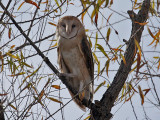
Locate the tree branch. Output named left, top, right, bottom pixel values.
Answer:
left=90, top=0, right=150, bottom=120
left=0, top=100, right=5, bottom=120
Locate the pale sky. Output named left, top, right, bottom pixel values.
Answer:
left=0, top=0, right=160, bottom=120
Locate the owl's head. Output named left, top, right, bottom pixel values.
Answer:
left=56, top=16, right=85, bottom=39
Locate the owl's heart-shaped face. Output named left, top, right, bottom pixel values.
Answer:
left=57, top=16, right=82, bottom=39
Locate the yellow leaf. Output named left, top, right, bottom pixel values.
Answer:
left=88, top=36, right=92, bottom=48
left=96, top=44, right=109, bottom=59
left=130, top=84, right=138, bottom=93
left=91, top=9, right=96, bottom=22
left=10, top=45, right=15, bottom=49
left=133, top=0, right=137, bottom=8
left=51, top=42, right=57, bottom=47
left=55, top=0, right=61, bottom=12
left=25, top=0, right=40, bottom=9
left=106, top=59, right=110, bottom=76
left=112, top=56, right=118, bottom=62
left=107, top=13, right=113, bottom=23
left=8, top=28, right=11, bottom=39
left=94, top=13, right=98, bottom=26
left=41, top=9, right=50, bottom=12
left=17, top=1, right=25, bottom=11
left=8, top=72, right=26, bottom=77
left=21, top=83, right=32, bottom=92
left=39, top=90, right=44, bottom=100
left=112, top=48, right=123, bottom=52
left=125, top=92, right=134, bottom=102
left=138, top=85, right=144, bottom=105
left=153, top=56, right=159, bottom=59
left=92, top=52, right=99, bottom=64
left=110, top=0, right=113, bottom=5
left=105, top=0, right=109, bottom=7
left=106, top=27, right=111, bottom=41
left=41, top=0, right=48, bottom=4
left=85, top=29, right=89, bottom=32
left=48, top=22, right=57, bottom=26
left=147, top=27, right=157, bottom=40
left=84, top=115, right=91, bottom=120
left=9, top=104, right=17, bottom=110
left=158, top=61, right=160, bottom=70
left=98, top=62, right=100, bottom=76
left=81, top=9, right=87, bottom=23
left=0, top=52, right=4, bottom=72
left=19, top=66, right=41, bottom=88
left=51, top=85, right=60, bottom=89
left=143, top=88, right=150, bottom=96
left=70, top=3, right=74, bottom=5
left=121, top=83, right=126, bottom=101
left=134, top=39, right=141, bottom=56
left=22, top=62, right=33, bottom=68
left=6, top=52, right=20, bottom=60
left=136, top=52, right=141, bottom=76
left=48, top=97, right=62, bottom=104
left=94, top=32, right=98, bottom=51
left=135, top=21, right=148, bottom=26
left=130, top=62, right=146, bottom=74
left=0, top=93, right=8, bottom=96
left=94, top=81, right=106, bottom=93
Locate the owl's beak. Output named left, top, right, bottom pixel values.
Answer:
left=66, top=25, right=71, bottom=35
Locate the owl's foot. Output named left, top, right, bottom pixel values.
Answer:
left=57, top=73, right=76, bottom=80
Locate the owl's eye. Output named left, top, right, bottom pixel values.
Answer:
left=72, top=24, right=76, bottom=28
left=62, top=24, right=66, bottom=28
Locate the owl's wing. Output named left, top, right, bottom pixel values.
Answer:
left=78, top=36, right=94, bottom=100
left=79, top=36, right=94, bottom=81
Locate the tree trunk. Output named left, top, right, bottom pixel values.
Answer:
left=90, top=0, right=150, bottom=120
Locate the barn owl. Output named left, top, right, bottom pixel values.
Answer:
left=56, top=16, right=94, bottom=111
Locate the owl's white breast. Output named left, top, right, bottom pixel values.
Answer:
left=62, top=46, right=90, bottom=82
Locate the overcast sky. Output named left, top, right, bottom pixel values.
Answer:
left=0, top=0, right=160, bottom=120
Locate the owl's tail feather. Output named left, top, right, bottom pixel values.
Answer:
left=68, top=90, right=86, bottom=112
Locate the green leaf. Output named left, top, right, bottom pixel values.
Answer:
left=106, top=59, right=110, bottom=76
left=19, top=65, right=41, bottom=88
left=88, top=35, right=92, bottom=48
left=22, top=62, right=33, bottom=68
left=105, top=0, right=109, bottom=7
left=92, top=52, right=99, bottom=64
left=55, top=0, right=62, bottom=12
left=94, top=32, right=98, bottom=51
left=96, top=44, right=109, bottom=59
left=94, top=81, right=106, bottom=93
left=106, top=27, right=111, bottom=41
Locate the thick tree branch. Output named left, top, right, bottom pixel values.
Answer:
left=90, top=0, right=150, bottom=120
left=0, top=2, right=96, bottom=119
